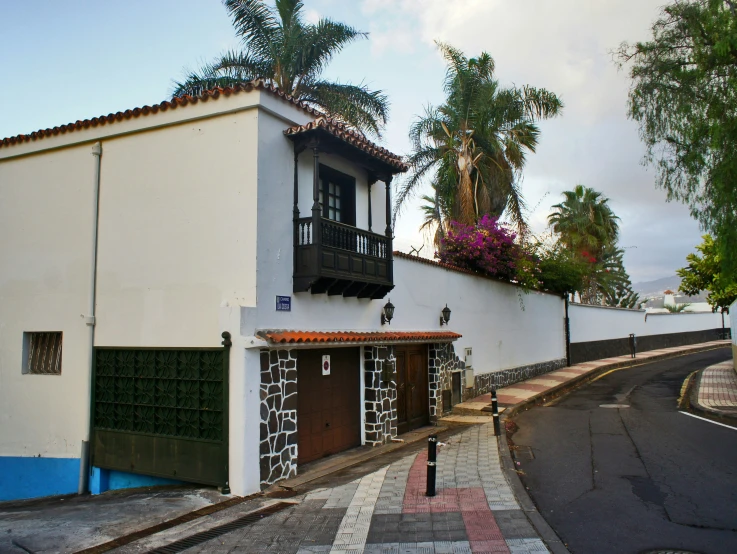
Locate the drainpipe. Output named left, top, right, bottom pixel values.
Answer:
left=564, top=293, right=571, bottom=366
left=78, top=142, right=102, bottom=494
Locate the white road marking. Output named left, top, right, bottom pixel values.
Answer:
left=680, top=410, right=737, bottom=430
left=330, top=465, right=388, bottom=553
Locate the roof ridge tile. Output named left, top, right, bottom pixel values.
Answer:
left=0, top=80, right=322, bottom=150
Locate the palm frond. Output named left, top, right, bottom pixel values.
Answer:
left=224, top=0, right=281, bottom=62
left=300, top=20, right=368, bottom=85
left=302, top=80, right=388, bottom=137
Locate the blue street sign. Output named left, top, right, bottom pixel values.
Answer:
left=276, top=295, right=291, bottom=312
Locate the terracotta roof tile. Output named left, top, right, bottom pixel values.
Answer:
left=284, top=116, right=408, bottom=172
left=261, top=330, right=461, bottom=344
left=0, top=80, right=322, bottom=150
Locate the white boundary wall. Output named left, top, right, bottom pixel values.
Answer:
left=569, top=303, right=730, bottom=344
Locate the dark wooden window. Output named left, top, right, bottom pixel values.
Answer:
left=24, top=332, right=63, bottom=375
left=318, top=165, right=356, bottom=226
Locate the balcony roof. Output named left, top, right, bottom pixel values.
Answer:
left=259, top=330, right=461, bottom=345
left=284, top=116, right=408, bottom=177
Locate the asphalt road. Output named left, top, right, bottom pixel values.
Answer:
left=511, top=348, right=737, bottom=554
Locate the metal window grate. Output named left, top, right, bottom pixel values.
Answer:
left=26, top=332, right=63, bottom=375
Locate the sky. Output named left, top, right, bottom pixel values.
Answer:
left=0, top=0, right=705, bottom=283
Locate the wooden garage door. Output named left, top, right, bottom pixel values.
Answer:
left=395, top=345, right=429, bottom=435
left=297, top=348, right=361, bottom=464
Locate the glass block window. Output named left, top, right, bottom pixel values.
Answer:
left=24, top=332, right=63, bottom=375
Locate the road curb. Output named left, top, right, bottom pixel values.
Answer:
left=501, top=343, right=730, bottom=421
left=681, top=367, right=737, bottom=425
left=496, top=428, right=570, bottom=554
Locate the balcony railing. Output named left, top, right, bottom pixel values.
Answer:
left=294, top=217, right=393, bottom=298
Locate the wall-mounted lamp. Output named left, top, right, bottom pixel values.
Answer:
left=440, top=304, right=451, bottom=326
left=381, top=299, right=395, bottom=325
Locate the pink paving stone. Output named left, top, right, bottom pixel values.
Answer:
left=403, top=451, right=510, bottom=553
left=510, top=383, right=550, bottom=392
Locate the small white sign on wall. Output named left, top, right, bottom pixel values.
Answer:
left=322, top=355, right=331, bottom=376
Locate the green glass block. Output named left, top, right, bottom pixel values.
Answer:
left=134, top=406, right=155, bottom=433
left=177, top=352, right=200, bottom=380
left=113, top=404, right=134, bottom=432
left=200, top=410, right=222, bottom=441
left=96, top=376, right=115, bottom=403
left=135, top=351, right=157, bottom=378
left=134, top=378, right=156, bottom=405
left=154, top=407, right=177, bottom=435
left=201, top=381, right=222, bottom=411
left=177, top=409, right=200, bottom=439
left=177, top=380, right=199, bottom=409
left=115, top=350, right=136, bottom=377
left=115, top=378, right=134, bottom=404
left=155, top=379, right=177, bottom=407
left=200, top=351, right=223, bottom=381
left=95, top=402, right=115, bottom=429
left=96, top=350, right=116, bottom=377
left=156, top=351, right=178, bottom=379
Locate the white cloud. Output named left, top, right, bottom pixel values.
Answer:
left=304, top=8, right=321, bottom=24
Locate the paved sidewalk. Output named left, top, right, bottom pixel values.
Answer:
left=694, top=359, right=737, bottom=417
left=453, top=340, right=730, bottom=416
left=125, top=424, right=548, bottom=554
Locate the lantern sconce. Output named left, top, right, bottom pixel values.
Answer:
left=440, top=304, right=451, bottom=326
left=381, top=299, right=395, bottom=325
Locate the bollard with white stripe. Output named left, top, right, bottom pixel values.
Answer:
left=426, top=434, right=437, bottom=497
left=491, top=389, right=501, bottom=436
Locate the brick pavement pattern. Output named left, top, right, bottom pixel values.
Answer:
left=183, top=423, right=547, bottom=554
left=697, top=360, right=737, bottom=415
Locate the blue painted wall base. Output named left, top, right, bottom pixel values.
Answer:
left=0, top=456, right=80, bottom=502
left=90, top=467, right=184, bottom=495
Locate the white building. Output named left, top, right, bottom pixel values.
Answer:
left=0, top=82, right=728, bottom=502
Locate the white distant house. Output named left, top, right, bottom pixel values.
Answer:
left=644, top=289, right=713, bottom=314
left=0, top=82, right=729, bottom=503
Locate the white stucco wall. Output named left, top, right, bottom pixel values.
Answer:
left=94, top=110, right=259, bottom=347
left=390, top=258, right=566, bottom=374
left=731, top=300, right=736, bottom=370
left=0, top=144, right=96, bottom=459
left=0, top=91, right=265, bottom=464
left=569, top=303, right=730, bottom=344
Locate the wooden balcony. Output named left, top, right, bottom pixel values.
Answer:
left=294, top=217, right=393, bottom=298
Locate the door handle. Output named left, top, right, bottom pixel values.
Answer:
left=325, top=422, right=331, bottom=428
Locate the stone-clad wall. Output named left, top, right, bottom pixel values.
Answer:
left=465, top=358, right=567, bottom=401
left=259, top=349, right=298, bottom=488
left=429, top=343, right=465, bottom=419
left=364, top=346, right=397, bottom=446
left=428, top=343, right=566, bottom=405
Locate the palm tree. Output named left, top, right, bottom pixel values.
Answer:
left=173, top=0, right=389, bottom=137
left=395, top=43, right=563, bottom=241
left=548, top=187, right=622, bottom=304
left=547, top=185, right=620, bottom=259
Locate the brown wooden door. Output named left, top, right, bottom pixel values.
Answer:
left=395, top=345, right=429, bottom=434
left=297, top=348, right=361, bottom=464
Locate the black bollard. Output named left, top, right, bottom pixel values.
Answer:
left=491, top=389, right=501, bottom=436
left=629, top=333, right=637, bottom=358
left=426, top=434, right=437, bottom=497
